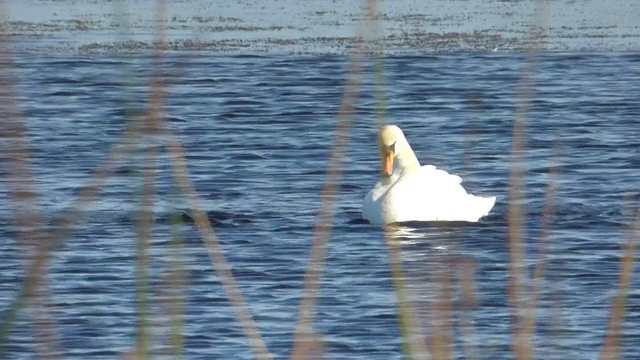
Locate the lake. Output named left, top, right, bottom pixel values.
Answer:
left=1, top=0, right=640, bottom=359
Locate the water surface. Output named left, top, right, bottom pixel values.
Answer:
left=1, top=51, right=640, bottom=359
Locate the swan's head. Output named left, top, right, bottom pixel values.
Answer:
left=377, top=124, right=409, bottom=177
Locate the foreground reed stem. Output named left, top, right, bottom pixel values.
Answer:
left=600, top=208, right=639, bottom=359
left=507, top=2, right=548, bottom=358
left=0, top=9, right=61, bottom=355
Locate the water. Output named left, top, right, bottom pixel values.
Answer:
left=1, top=51, right=640, bottom=359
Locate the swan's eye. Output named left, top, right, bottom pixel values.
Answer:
left=388, top=142, right=396, bottom=153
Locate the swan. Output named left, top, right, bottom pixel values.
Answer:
left=362, top=125, right=496, bottom=225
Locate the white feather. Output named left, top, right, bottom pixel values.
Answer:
left=362, top=125, right=496, bottom=225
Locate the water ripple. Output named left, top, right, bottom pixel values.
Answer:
left=1, top=52, right=639, bottom=359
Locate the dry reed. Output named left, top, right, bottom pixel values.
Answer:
left=600, top=208, right=639, bottom=359
left=506, top=1, right=549, bottom=358
left=0, top=0, right=636, bottom=359
left=0, top=6, right=61, bottom=356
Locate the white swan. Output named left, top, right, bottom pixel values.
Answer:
left=362, top=125, right=496, bottom=225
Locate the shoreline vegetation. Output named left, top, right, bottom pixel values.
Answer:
left=1, top=0, right=639, bottom=54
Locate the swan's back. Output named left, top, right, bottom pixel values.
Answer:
left=383, top=165, right=494, bottom=223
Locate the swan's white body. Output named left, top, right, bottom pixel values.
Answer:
left=362, top=125, right=496, bottom=225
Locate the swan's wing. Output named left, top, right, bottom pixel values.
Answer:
left=387, top=165, right=472, bottom=222
left=414, top=165, right=465, bottom=194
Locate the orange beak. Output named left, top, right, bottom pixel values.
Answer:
left=384, top=149, right=395, bottom=176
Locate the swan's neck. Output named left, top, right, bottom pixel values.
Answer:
left=395, top=147, right=421, bottom=174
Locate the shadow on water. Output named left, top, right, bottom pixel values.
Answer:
left=162, top=209, right=255, bottom=228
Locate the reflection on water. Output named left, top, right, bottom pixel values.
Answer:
left=384, top=221, right=481, bottom=249
left=382, top=222, right=480, bottom=355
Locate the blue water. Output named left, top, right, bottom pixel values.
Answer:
left=1, top=52, right=640, bottom=359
